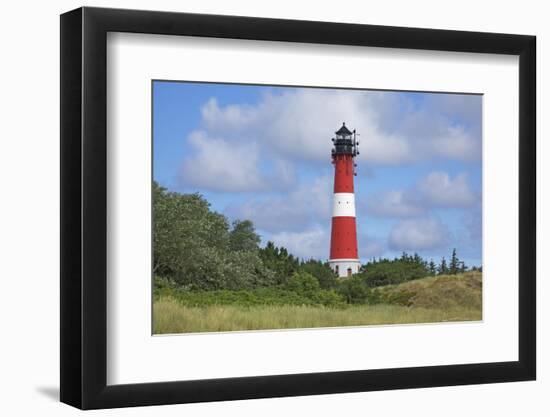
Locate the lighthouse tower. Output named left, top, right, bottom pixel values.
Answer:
left=329, top=123, right=361, bottom=278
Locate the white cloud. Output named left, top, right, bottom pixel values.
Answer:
left=435, top=126, right=480, bottom=162
left=201, top=98, right=258, bottom=131
left=270, top=226, right=329, bottom=260
left=358, top=234, right=386, bottom=258
left=178, top=90, right=481, bottom=193
left=167, top=87, right=482, bottom=262
left=179, top=130, right=295, bottom=192
left=401, top=93, right=482, bottom=157
left=366, top=190, right=427, bottom=218
left=225, top=176, right=332, bottom=232
left=366, top=171, right=478, bottom=218
left=416, top=171, right=477, bottom=208
left=201, top=91, right=412, bottom=164
left=389, top=218, right=450, bottom=251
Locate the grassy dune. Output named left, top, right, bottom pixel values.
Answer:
left=153, top=272, right=482, bottom=333
left=377, top=271, right=482, bottom=310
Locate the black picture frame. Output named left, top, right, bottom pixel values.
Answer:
left=60, top=6, right=536, bottom=410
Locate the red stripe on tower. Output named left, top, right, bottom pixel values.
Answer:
left=329, top=123, right=361, bottom=278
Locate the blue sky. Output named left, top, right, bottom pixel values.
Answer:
left=153, top=81, right=482, bottom=267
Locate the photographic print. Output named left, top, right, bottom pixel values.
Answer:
left=152, top=81, right=482, bottom=334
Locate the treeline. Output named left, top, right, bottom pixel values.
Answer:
left=154, top=183, right=480, bottom=299
left=154, top=182, right=338, bottom=291
left=359, top=249, right=476, bottom=288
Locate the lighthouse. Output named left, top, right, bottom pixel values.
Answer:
left=329, top=123, right=361, bottom=278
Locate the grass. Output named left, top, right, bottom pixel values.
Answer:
left=153, top=271, right=482, bottom=334
left=376, top=271, right=482, bottom=310
left=153, top=300, right=481, bottom=334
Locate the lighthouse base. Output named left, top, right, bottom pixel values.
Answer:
left=329, top=259, right=361, bottom=278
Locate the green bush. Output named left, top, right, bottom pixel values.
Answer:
left=337, top=276, right=371, bottom=304
left=154, top=277, right=346, bottom=308
left=309, top=289, right=346, bottom=307
left=357, top=254, right=429, bottom=287
left=286, top=271, right=321, bottom=293
left=298, top=260, right=338, bottom=289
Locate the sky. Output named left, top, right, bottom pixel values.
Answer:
left=153, top=81, right=483, bottom=267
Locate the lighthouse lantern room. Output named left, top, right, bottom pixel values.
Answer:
left=329, top=123, right=361, bottom=278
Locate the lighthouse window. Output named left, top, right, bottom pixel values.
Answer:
left=347, top=268, right=352, bottom=277
left=335, top=265, right=339, bottom=275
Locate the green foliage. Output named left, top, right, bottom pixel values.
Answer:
left=229, top=219, right=261, bottom=252
left=286, top=271, right=321, bottom=293
left=155, top=270, right=482, bottom=317
left=153, top=182, right=275, bottom=290
left=308, top=289, right=345, bottom=307
left=155, top=276, right=345, bottom=308
left=438, top=257, right=448, bottom=275
left=298, top=259, right=338, bottom=289
left=258, top=241, right=299, bottom=285
left=337, top=276, right=371, bottom=304
left=367, top=288, right=384, bottom=305
left=428, top=260, right=437, bottom=276
left=153, top=182, right=482, bottom=313
left=153, top=182, right=228, bottom=279
left=449, top=248, right=459, bottom=274
left=357, top=252, right=429, bottom=288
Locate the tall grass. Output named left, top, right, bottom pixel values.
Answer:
left=153, top=298, right=481, bottom=334
left=153, top=272, right=483, bottom=334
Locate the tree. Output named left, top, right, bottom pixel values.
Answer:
left=299, top=259, right=338, bottom=289
left=258, top=241, right=299, bottom=285
left=428, top=260, right=437, bottom=276
left=449, top=248, right=460, bottom=275
left=229, top=219, right=261, bottom=252
left=438, top=257, right=448, bottom=275
left=153, top=182, right=276, bottom=290
left=153, top=181, right=230, bottom=279
left=358, top=252, right=430, bottom=287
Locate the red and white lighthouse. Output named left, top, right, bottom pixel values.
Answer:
left=329, top=123, right=360, bottom=278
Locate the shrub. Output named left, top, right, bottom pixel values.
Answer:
left=154, top=280, right=346, bottom=308
left=286, top=271, right=321, bottom=293
left=337, top=276, right=371, bottom=304
left=310, top=289, right=346, bottom=307
left=298, top=260, right=338, bottom=289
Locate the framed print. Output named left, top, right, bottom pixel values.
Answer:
left=60, top=6, right=536, bottom=409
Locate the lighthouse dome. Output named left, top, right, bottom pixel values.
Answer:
left=335, top=123, right=352, bottom=136
left=332, top=123, right=358, bottom=157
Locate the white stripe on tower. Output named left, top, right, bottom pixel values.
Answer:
left=332, top=193, right=356, bottom=218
